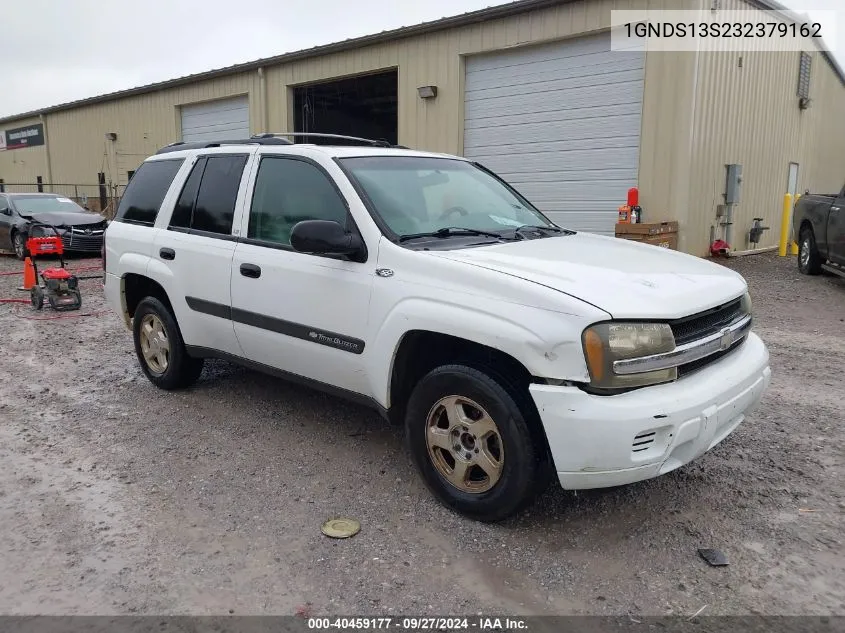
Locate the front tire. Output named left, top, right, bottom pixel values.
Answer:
left=404, top=364, right=545, bottom=522
left=30, top=286, right=44, bottom=310
left=12, top=231, right=28, bottom=260
left=798, top=227, right=822, bottom=275
left=133, top=297, right=204, bottom=390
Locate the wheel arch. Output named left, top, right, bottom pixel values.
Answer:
left=799, top=218, right=815, bottom=237
left=386, top=329, right=536, bottom=422
left=123, top=273, right=174, bottom=320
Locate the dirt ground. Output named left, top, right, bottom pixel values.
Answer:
left=0, top=250, right=843, bottom=617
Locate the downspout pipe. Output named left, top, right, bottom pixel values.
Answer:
left=257, top=67, right=269, bottom=134
left=39, top=114, right=53, bottom=191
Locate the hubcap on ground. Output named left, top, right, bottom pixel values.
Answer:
left=800, top=238, right=810, bottom=267
left=139, top=314, right=170, bottom=374
left=425, top=395, right=504, bottom=493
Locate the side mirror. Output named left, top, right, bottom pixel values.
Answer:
left=0, top=207, right=10, bottom=216
left=290, top=220, right=364, bottom=258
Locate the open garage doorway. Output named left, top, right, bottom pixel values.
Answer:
left=293, top=70, right=398, bottom=145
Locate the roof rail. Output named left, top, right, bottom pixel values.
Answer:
left=251, top=132, right=399, bottom=148
left=154, top=136, right=293, bottom=155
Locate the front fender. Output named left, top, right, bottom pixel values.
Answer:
left=367, top=296, right=596, bottom=408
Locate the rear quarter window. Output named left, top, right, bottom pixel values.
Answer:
left=115, top=158, right=184, bottom=226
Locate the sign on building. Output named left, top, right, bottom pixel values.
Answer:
left=0, top=123, right=45, bottom=150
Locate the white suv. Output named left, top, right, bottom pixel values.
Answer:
left=103, top=134, right=771, bottom=522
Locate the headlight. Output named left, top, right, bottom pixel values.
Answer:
left=740, top=292, right=752, bottom=317
left=582, top=322, right=677, bottom=390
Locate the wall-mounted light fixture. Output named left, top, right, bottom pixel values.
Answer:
left=417, top=85, right=438, bottom=99
left=105, top=132, right=118, bottom=141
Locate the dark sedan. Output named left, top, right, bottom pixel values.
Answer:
left=0, top=193, right=107, bottom=260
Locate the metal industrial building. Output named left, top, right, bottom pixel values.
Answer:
left=1, top=0, right=843, bottom=256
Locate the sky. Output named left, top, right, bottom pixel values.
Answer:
left=1, top=0, right=843, bottom=119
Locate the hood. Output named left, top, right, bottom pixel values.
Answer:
left=427, top=232, right=747, bottom=319
left=27, top=211, right=106, bottom=227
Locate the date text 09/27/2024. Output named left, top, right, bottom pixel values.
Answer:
left=307, top=617, right=528, bottom=631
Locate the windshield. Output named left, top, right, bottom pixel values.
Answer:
left=12, top=196, right=91, bottom=216
left=339, top=156, right=555, bottom=239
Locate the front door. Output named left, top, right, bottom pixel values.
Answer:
left=230, top=154, right=374, bottom=396
left=0, top=196, right=12, bottom=250
left=827, top=189, right=845, bottom=265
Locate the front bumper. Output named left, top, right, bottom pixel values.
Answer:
left=530, top=332, right=771, bottom=490
left=104, top=272, right=130, bottom=329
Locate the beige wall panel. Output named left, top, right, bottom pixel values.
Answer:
left=683, top=0, right=845, bottom=255
left=265, top=0, right=674, bottom=155
left=40, top=73, right=258, bottom=186
left=0, top=116, right=49, bottom=186
left=2, top=0, right=841, bottom=256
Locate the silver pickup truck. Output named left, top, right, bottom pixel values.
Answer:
left=793, top=181, right=845, bottom=277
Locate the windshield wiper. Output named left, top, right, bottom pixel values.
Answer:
left=512, top=224, right=570, bottom=239
left=398, top=227, right=510, bottom=243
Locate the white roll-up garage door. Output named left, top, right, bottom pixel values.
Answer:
left=463, top=32, right=645, bottom=235
left=181, top=96, right=250, bottom=143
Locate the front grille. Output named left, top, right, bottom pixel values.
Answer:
left=678, top=338, right=744, bottom=377
left=669, top=298, right=744, bottom=345
left=62, top=232, right=104, bottom=252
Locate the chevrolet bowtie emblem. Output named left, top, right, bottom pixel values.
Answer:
left=719, top=328, right=732, bottom=351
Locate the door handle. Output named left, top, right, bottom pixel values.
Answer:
left=240, top=263, right=261, bottom=278
left=160, top=247, right=175, bottom=260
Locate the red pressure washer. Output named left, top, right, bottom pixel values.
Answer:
left=25, top=221, right=82, bottom=311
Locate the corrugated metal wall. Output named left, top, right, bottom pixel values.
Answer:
left=683, top=0, right=845, bottom=255
left=0, top=0, right=842, bottom=256
left=264, top=0, right=688, bottom=159
left=1, top=0, right=688, bottom=190
left=40, top=74, right=260, bottom=186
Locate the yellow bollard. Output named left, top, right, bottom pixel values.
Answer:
left=779, top=193, right=792, bottom=256
left=790, top=194, right=801, bottom=255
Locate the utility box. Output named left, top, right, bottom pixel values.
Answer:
left=615, top=221, right=679, bottom=250
left=725, top=164, right=743, bottom=205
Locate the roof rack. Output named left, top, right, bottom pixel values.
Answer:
left=154, top=133, right=409, bottom=155
left=154, top=136, right=293, bottom=155
left=252, top=132, right=406, bottom=148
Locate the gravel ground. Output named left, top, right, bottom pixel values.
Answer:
left=0, top=251, right=843, bottom=617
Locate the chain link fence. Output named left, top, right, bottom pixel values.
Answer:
left=0, top=182, right=125, bottom=219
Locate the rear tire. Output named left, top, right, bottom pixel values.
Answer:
left=798, top=227, right=822, bottom=275
left=133, top=296, right=204, bottom=390
left=404, top=364, right=545, bottom=522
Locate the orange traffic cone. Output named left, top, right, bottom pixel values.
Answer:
left=20, top=257, right=36, bottom=291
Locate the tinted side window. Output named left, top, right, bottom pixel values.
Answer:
left=192, top=155, right=248, bottom=235
left=115, top=159, right=184, bottom=225
left=248, top=157, right=348, bottom=245
left=169, top=158, right=206, bottom=229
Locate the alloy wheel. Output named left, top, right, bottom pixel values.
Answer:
left=139, top=313, right=170, bottom=374
left=425, top=395, right=504, bottom=493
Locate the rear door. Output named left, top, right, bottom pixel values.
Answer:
left=152, top=150, right=254, bottom=357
